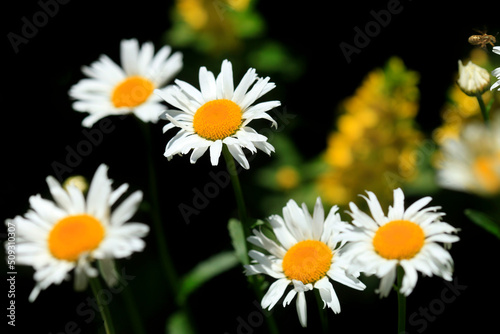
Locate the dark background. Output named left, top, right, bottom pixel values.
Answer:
left=3, top=0, right=500, bottom=333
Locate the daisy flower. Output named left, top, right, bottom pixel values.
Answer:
left=6, top=164, right=149, bottom=302
left=155, top=59, right=280, bottom=169
left=491, top=46, right=500, bottom=91
left=69, top=38, right=183, bottom=127
left=342, top=188, right=459, bottom=298
left=436, top=117, right=500, bottom=196
left=245, top=198, right=365, bottom=327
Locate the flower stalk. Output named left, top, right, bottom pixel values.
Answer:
left=138, top=120, right=179, bottom=294
left=396, top=265, right=406, bottom=334
left=89, top=277, right=115, bottom=334
left=475, top=92, right=490, bottom=125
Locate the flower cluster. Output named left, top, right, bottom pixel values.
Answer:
left=9, top=30, right=479, bottom=333
left=316, top=57, right=424, bottom=208
left=246, top=188, right=458, bottom=327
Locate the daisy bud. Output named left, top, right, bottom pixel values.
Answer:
left=457, top=60, right=490, bottom=96
left=63, top=175, right=88, bottom=193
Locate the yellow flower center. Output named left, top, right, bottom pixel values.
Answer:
left=111, top=76, right=154, bottom=108
left=192, top=99, right=242, bottom=141
left=372, top=220, right=425, bottom=260
left=48, top=214, right=105, bottom=261
left=282, top=240, right=333, bottom=284
left=473, top=155, right=500, bottom=194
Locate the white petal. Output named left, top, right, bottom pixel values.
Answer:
left=137, top=41, right=154, bottom=75
left=220, top=59, right=234, bottom=99
left=311, top=197, right=325, bottom=240
left=282, top=289, right=297, bottom=307
left=209, top=140, right=223, bottom=166
left=86, top=164, right=111, bottom=219
left=199, top=67, right=217, bottom=101
left=377, top=266, right=396, bottom=297
left=121, top=39, right=139, bottom=75
left=261, top=278, right=290, bottom=310
left=296, top=291, right=308, bottom=327
left=268, top=214, right=297, bottom=249
left=109, top=183, right=129, bottom=206
left=327, top=265, right=366, bottom=291
left=190, top=146, right=209, bottom=163
left=110, top=191, right=142, bottom=226
left=388, top=188, right=405, bottom=220
left=362, top=191, right=387, bottom=225
left=315, top=277, right=341, bottom=313
left=46, top=176, right=72, bottom=213
left=399, top=261, right=418, bottom=296
left=232, top=67, right=257, bottom=105
left=224, top=142, right=250, bottom=169
left=404, top=196, right=433, bottom=221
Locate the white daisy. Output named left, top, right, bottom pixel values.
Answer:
left=491, top=46, right=500, bottom=91
left=6, top=164, right=149, bottom=302
left=437, top=117, right=500, bottom=196
left=245, top=198, right=365, bottom=327
left=342, top=188, right=459, bottom=298
left=155, top=59, right=280, bottom=169
left=69, top=38, right=183, bottom=127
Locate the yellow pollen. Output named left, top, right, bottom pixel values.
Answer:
left=111, top=76, right=154, bottom=108
left=372, top=220, right=425, bottom=260
left=192, top=99, right=242, bottom=141
left=282, top=240, right=333, bottom=284
left=48, top=214, right=105, bottom=261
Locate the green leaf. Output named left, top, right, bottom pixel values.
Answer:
left=177, top=251, right=239, bottom=305
left=465, top=209, right=500, bottom=239
left=228, top=218, right=249, bottom=265
left=166, top=310, right=195, bottom=334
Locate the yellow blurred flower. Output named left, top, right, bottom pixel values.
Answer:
left=170, top=0, right=258, bottom=53
left=275, top=166, right=300, bottom=191
left=317, top=57, right=423, bottom=208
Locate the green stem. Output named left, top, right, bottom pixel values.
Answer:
left=121, top=283, right=146, bottom=334
left=396, top=265, right=406, bottom=334
left=89, top=277, right=115, bottom=334
left=221, top=145, right=280, bottom=334
left=138, top=120, right=179, bottom=295
left=138, top=120, right=197, bottom=333
left=315, top=290, right=329, bottom=333
left=222, top=146, right=249, bottom=231
left=476, top=93, right=489, bottom=125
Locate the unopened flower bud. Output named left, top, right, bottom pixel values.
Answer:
left=457, top=60, right=490, bottom=96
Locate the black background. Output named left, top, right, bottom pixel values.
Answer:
left=3, top=0, right=500, bottom=333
